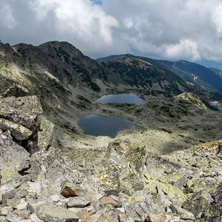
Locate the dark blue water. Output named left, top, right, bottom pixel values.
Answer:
left=78, top=114, right=138, bottom=138
left=95, top=93, right=146, bottom=105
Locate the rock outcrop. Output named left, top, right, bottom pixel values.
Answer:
left=1, top=85, right=222, bottom=222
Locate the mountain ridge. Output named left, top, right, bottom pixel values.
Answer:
left=98, top=54, right=222, bottom=94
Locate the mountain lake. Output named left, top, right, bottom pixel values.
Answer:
left=78, top=114, right=139, bottom=138
left=95, top=93, right=146, bottom=105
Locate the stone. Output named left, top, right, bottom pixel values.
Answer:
left=14, top=209, right=31, bottom=219
left=0, top=95, right=43, bottom=130
left=0, top=206, right=13, bottom=215
left=99, top=196, right=121, bottom=207
left=56, top=200, right=68, bottom=208
left=26, top=199, right=49, bottom=215
left=68, top=196, right=91, bottom=208
left=17, top=198, right=28, bottom=210
left=50, top=194, right=61, bottom=202
left=0, top=118, right=32, bottom=140
left=30, top=213, right=45, bottom=222
left=6, top=212, right=23, bottom=222
left=183, top=189, right=214, bottom=217
left=2, top=84, right=29, bottom=98
left=124, top=204, right=143, bottom=221
left=37, top=116, right=54, bottom=150
left=170, top=205, right=195, bottom=221
left=61, top=185, right=82, bottom=198
left=37, top=205, right=80, bottom=222
left=0, top=131, right=30, bottom=185
left=29, top=146, right=59, bottom=181
left=80, top=209, right=91, bottom=221
left=211, top=216, right=222, bottom=222
left=1, top=190, right=16, bottom=206
left=144, top=214, right=167, bottom=222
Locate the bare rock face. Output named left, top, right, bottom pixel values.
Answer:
left=0, top=85, right=53, bottom=152
left=1, top=84, right=29, bottom=98
left=0, top=130, right=30, bottom=184
left=0, top=95, right=43, bottom=130
left=0, top=85, right=54, bottom=186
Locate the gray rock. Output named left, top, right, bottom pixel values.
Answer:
left=0, top=131, right=30, bottom=185
left=0, top=206, right=13, bottom=215
left=6, top=212, right=22, bottom=222
left=37, top=205, right=80, bottom=222
left=0, top=95, right=43, bottom=130
left=183, top=189, right=214, bottom=217
left=30, top=213, right=44, bottom=222
left=0, top=118, right=32, bottom=140
left=68, top=196, right=91, bottom=208
left=2, top=84, right=29, bottom=98
left=37, top=115, right=54, bottom=150
left=17, top=198, right=28, bottom=210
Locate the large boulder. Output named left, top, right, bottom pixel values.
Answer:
left=0, top=130, right=30, bottom=185
left=0, top=95, right=43, bottom=130
left=0, top=84, right=54, bottom=154
left=37, top=205, right=79, bottom=222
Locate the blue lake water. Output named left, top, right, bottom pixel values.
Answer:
left=95, top=93, right=146, bottom=105
left=78, top=114, right=139, bottom=138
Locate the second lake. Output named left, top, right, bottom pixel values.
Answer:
left=78, top=114, right=139, bottom=138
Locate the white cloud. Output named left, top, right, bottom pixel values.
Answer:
left=0, top=0, right=118, bottom=57
left=0, top=1, right=16, bottom=29
left=164, top=39, right=201, bottom=61
left=1, top=0, right=222, bottom=61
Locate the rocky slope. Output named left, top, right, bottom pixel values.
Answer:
left=1, top=85, right=222, bottom=222
left=98, top=55, right=222, bottom=95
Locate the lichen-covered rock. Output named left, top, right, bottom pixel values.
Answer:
left=99, top=196, right=121, bottom=207
left=61, top=184, right=88, bottom=198
left=183, top=189, right=214, bottom=218
left=37, top=115, right=54, bottom=150
left=37, top=205, right=80, bottom=222
left=0, top=131, right=30, bottom=185
left=29, top=146, right=60, bottom=181
left=0, top=118, right=32, bottom=140
left=1, top=84, right=29, bottom=98
left=68, top=196, right=91, bottom=208
left=0, top=95, right=43, bottom=130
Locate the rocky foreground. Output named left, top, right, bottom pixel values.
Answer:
left=1, top=85, right=222, bottom=222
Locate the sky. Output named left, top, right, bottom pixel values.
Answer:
left=1, top=0, right=222, bottom=69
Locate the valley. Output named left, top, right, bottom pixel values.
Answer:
left=1, top=41, right=222, bottom=221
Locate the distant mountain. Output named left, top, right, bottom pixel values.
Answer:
left=99, top=55, right=222, bottom=94
left=159, top=60, right=222, bottom=93
left=209, top=67, right=222, bottom=78
left=1, top=41, right=222, bottom=111
left=98, top=55, right=190, bottom=96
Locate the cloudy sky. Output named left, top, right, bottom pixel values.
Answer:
left=1, top=0, right=222, bottom=68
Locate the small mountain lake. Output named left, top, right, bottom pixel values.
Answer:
left=78, top=114, right=139, bottom=138
left=95, top=93, right=146, bottom=105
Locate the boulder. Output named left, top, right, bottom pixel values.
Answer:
left=0, top=131, right=30, bottom=185
left=68, top=196, right=91, bottom=208
left=144, top=214, right=167, bottom=222
left=0, top=95, right=43, bottom=130
left=1, top=84, right=29, bottom=98
left=60, top=184, right=88, bottom=198
left=183, top=189, right=214, bottom=218
left=0, top=118, right=32, bottom=140
left=99, top=196, right=121, bottom=207
left=37, top=115, right=54, bottom=150
left=37, top=205, right=80, bottom=222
